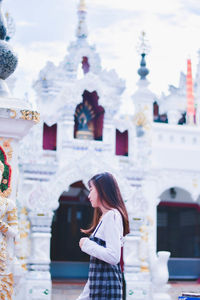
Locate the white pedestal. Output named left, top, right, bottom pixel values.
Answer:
left=25, top=271, right=52, bottom=300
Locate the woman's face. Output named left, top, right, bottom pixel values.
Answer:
left=88, top=181, right=100, bottom=208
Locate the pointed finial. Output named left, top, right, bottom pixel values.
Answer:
left=5, top=11, right=16, bottom=41
left=78, top=0, right=86, bottom=12
left=0, top=0, right=7, bottom=40
left=136, top=31, right=150, bottom=56
left=136, top=31, right=150, bottom=80
left=76, top=0, right=88, bottom=39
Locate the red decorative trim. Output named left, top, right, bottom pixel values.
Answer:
left=159, top=201, right=200, bottom=211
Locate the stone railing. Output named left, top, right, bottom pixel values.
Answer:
left=152, top=122, right=200, bottom=171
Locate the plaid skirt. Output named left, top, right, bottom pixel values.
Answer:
left=88, top=236, right=122, bottom=300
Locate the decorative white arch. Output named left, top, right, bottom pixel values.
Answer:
left=155, top=169, right=200, bottom=204
left=59, top=74, right=120, bottom=111
left=27, top=151, right=135, bottom=213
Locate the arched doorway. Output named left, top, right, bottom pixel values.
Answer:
left=50, top=180, right=93, bottom=279
left=157, top=187, right=200, bottom=279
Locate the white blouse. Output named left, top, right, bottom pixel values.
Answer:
left=77, top=209, right=123, bottom=300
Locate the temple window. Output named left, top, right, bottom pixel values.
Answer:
left=116, top=129, right=128, bottom=156
left=43, top=123, right=57, bottom=151
left=153, top=101, right=159, bottom=121
left=178, top=112, right=186, bottom=125
left=153, top=102, right=168, bottom=123
left=74, top=90, right=104, bottom=141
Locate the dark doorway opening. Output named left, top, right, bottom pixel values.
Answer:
left=50, top=181, right=93, bottom=279
left=157, top=200, right=200, bottom=279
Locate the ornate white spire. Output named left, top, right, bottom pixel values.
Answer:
left=76, top=0, right=88, bottom=39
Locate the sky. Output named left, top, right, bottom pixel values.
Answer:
left=3, top=0, right=200, bottom=109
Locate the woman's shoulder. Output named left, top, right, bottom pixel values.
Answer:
left=103, top=209, right=122, bottom=222
left=102, top=209, right=123, bottom=238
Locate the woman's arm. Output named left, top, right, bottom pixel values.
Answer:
left=81, top=210, right=122, bottom=265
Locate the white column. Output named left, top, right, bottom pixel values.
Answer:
left=103, top=113, right=115, bottom=153
left=25, top=212, right=53, bottom=300
left=124, top=194, right=152, bottom=300
left=143, top=177, right=171, bottom=300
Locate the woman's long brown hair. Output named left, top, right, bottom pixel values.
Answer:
left=81, top=172, right=130, bottom=236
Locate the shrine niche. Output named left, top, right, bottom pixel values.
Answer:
left=82, top=56, right=90, bottom=74
left=77, top=56, right=90, bottom=79
left=74, top=90, right=104, bottom=141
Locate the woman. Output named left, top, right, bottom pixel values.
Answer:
left=77, top=172, right=130, bottom=300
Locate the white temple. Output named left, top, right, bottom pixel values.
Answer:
left=1, top=0, right=200, bottom=299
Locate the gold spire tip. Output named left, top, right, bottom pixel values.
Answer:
left=78, top=0, right=86, bottom=12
